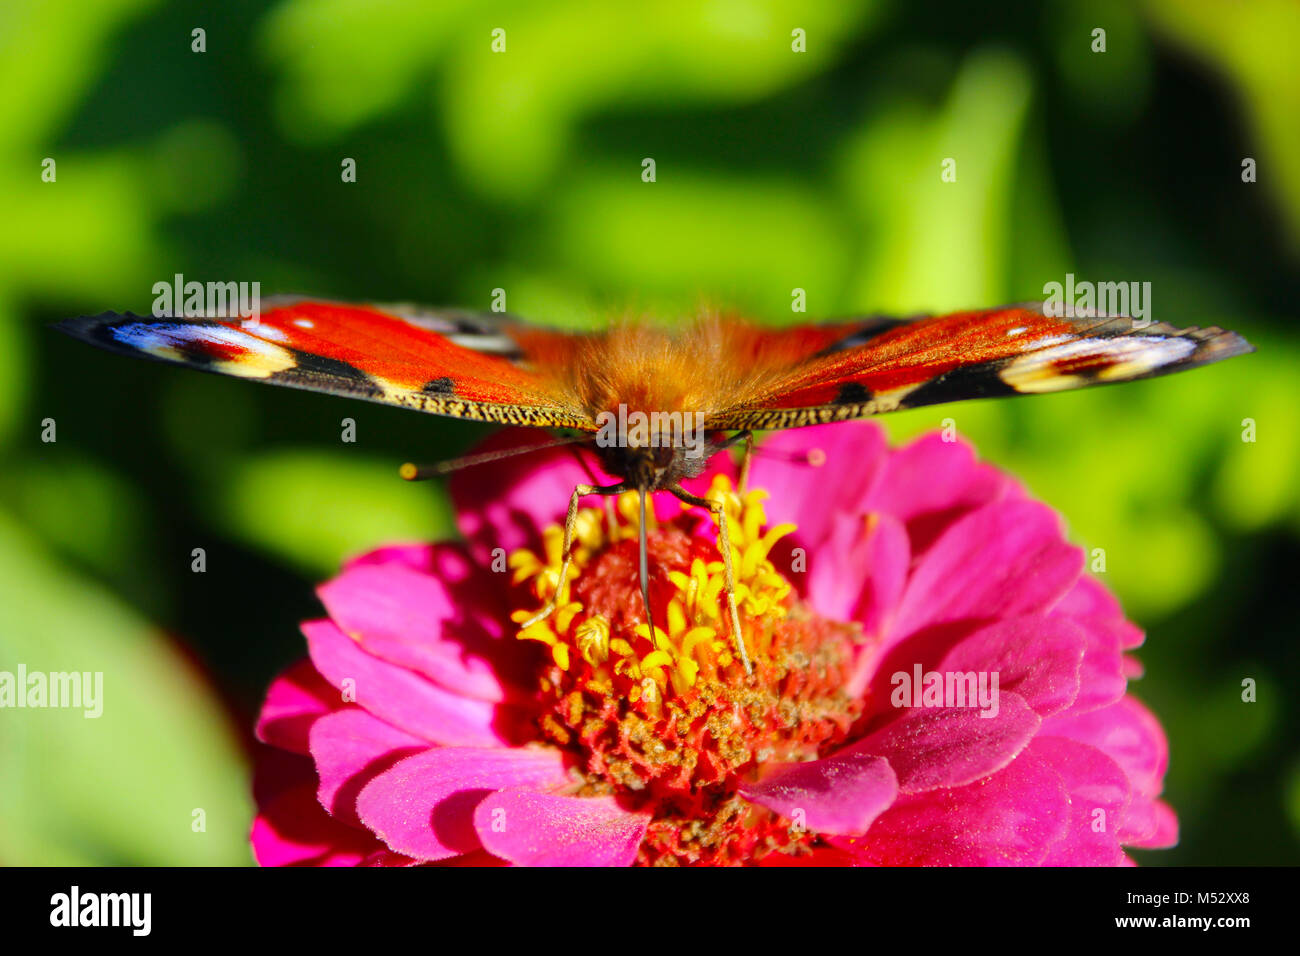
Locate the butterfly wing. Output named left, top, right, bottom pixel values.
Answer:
left=57, top=297, right=598, bottom=430
left=705, top=304, right=1254, bottom=430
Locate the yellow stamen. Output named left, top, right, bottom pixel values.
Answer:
left=574, top=615, right=610, bottom=666
left=508, top=476, right=796, bottom=697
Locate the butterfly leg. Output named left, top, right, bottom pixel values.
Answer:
left=669, top=484, right=753, bottom=677
left=520, top=481, right=625, bottom=628
left=710, top=430, right=755, bottom=492
left=735, top=430, right=754, bottom=493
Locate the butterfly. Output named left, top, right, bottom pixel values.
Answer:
left=57, top=297, right=1253, bottom=673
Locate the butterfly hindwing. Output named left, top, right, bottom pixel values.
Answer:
left=705, top=304, right=1254, bottom=430
left=57, top=298, right=599, bottom=430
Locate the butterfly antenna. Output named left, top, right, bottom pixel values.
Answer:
left=637, top=485, right=658, bottom=648
left=400, top=434, right=589, bottom=480
left=747, top=445, right=827, bottom=468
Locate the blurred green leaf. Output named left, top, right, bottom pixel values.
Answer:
left=1052, top=0, right=1152, bottom=121
left=0, top=0, right=156, bottom=153
left=1144, top=0, right=1300, bottom=252
left=0, top=508, right=250, bottom=865
left=545, top=167, right=851, bottom=316
left=217, top=449, right=454, bottom=577
left=263, top=0, right=881, bottom=200
left=0, top=298, right=29, bottom=450
left=838, top=49, right=1036, bottom=311
left=2, top=455, right=150, bottom=592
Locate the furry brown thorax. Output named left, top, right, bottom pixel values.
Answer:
left=513, top=317, right=827, bottom=424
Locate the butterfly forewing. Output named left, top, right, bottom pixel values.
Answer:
left=57, top=298, right=599, bottom=430
left=704, top=304, right=1254, bottom=430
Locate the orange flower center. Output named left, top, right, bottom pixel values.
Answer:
left=509, top=476, right=863, bottom=865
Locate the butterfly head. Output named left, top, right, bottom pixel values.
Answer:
left=596, top=435, right=721, bottom=492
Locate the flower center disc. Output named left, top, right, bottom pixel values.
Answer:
left=510, top=476, right=863, bottom=865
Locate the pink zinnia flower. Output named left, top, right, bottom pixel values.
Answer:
left=250, top=423, right=1177, bottom=866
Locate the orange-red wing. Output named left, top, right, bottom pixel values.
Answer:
left=705, top=304, right=1253, bottom=430
left=58, top=297, right=598, bottom=430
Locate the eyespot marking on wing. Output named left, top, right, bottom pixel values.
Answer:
left=108, top=321, right=298, bottom=378
left=999, top=336, right=1199, bottom=393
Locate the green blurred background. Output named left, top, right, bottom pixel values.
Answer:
left=1, top=0, right=1297, bottom=865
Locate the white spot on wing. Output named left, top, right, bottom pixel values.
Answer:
left=249, top=324, right=288, bottom=342
left=447, top=333, right=518, bottom=354
left=999, top=335, right=1198, bottom=393
left=110, top=322, right=296, bottom=378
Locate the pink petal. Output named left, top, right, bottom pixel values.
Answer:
left=1043, top=695, right=1168, bottom=799
left=1053, top=573, right=1123, bottom=620
left=308, top=708, right=428, bottom=825
left=303, top=618, right=514, bottom=747
left=359, top=850, right=421, bottom=866
left=451, top=429, right=603, bottom=563
left=433, top=850, right=513, bottom=867
left=863, top=433, right=1019, bottom=554
left=821, top=512, right=910, bottom=699
left=740, top=752, right=898, bottom=835
left=256, top=658, right=340, bottom=755
left=1054, top=575, right=1145, bottom=650
left=1128, top=799, right=1179, bottom=849
left=1043, top=695, right=1175, bottom=848
left=343, top=542, right=437, bottom=574
left=849, top=692, right=1040, bottom=793
left=1066, top=618, right=1128, bottom=716
left=1116, top=797, right=1159, bottom=844
left=318, top=562, right=520, bottom=702
left=355, top=746, right=572, bottom=861
left=864, top=433, right=991, bottom=521
left=251, top=779, right=380, bottom=867
left=890, top=500, right=1084, bottom=641
left=474, top=790, right=650, bottom=867
left=807, top=511, right=909, bottom=634
left=1118, top=621, right=1146, bottom=652
left=838, top=749, right=1070, bottom=866
left=251, top=744, right=315, bottom=808
left=938, top=615, right=1086, bottom=718
left=1031, top=736, right=1131, bottom=866
left=748, top=423, right=889, bottom=548
left=1112, top=792, right=1179, bottom=848
left=345, top=541, right=485, bottom=589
